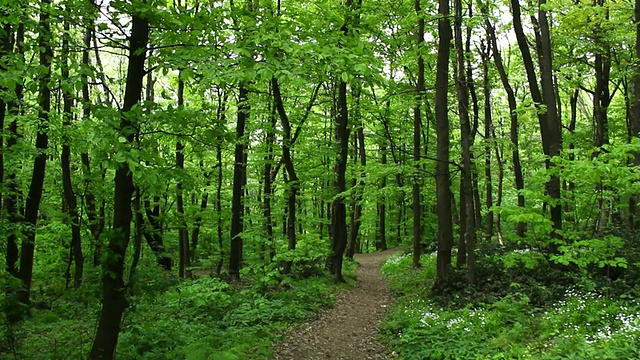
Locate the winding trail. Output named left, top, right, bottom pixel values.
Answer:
left=273, top=248, right=400, bottom=360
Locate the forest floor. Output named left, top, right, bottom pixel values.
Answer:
left=272, top=248, right=401, bottom=360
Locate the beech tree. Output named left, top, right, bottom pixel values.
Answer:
left=90, top=2, right=149, bottom=357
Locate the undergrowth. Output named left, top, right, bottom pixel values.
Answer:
left=380, top=251, right=640, bottom=359
left=1, top=259, right=356, bottom=360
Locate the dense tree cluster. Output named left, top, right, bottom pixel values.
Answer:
left=1, top=0, right=640, bottom=357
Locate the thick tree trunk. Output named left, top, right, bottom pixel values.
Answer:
left=330, top=78, right=350, bottom=282
left=329, top=0, right=360, bottom=282
left=434, top=0, right=453, bottom=287
left=537, top=0, right=563, bottom=245
left=454, top=0, right=475, bottom=285
left=89, top=8, right=148, bottom=359
left=18, top=0, right=53, bottom=307
left=229, top=84, right=249, bottom=278
left=509, top=0, right=562, bottom=241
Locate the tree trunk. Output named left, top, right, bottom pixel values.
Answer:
left=80, top=14, right=104, bottom=264
left=347, top=87, right=364, bottom=259
left=629, top=0, right=640, bottom=230
left=216, top=91, right=227, bottom=274
left=229, top=84, right=249, bottom=278
left=592, top=0, right=612, bottom=231
left=494, top=129, right=505, bottom=245
left=272, top=77, right=299, bottom=274
left=330, top=76, right=350, bottom=282
left=485, top=17, right=526, bottom=237
left=89, top=7, right=148, bottom=358
left=435, top=0, right=453, bottom=287
left=4, top=22, right=24, bottom=291
left=481, top=42, right=494, bottom=243
left=537, top=0, right=563, bottom=246
left=329, top=0, right=361, bottom=282
left=61, top=17, right=84, bottom=288
left=190, top=161, right=210, bottom=263
left=454, top=0, right=476, bottom=285
left=142, top=198, right=172, bottom=270
left=264, top=94, right=276, bottom=262
left=18, top=0, right=53, bottom=307
left=176, top=78, right=191, bottom=278
left=412, top=0, right=425, bottom=268
left=378, top=142, right=388, bottom=251
left=129, top=187, right=143, bottom=283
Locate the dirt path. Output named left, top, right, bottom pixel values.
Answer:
left=273, top=248, right=400, bottom=360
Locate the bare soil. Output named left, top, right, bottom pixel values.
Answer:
left=272, top=248, right=400, bottom=360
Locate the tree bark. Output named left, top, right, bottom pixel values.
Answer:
left=176, top=78, right=191, bottom=278
left=18, top=0, right=53, bottom=307
left=592, top=0, right=612, bottom=231
left=481, top=42, right=494, bottom=243
left=537, top=0, right=563, bottom=245
left=4, top=22, right=24, bottom=290
left=89, top=6, right=148, bottom=358
left=454, top=0, right=476, bottom=285
left=229, top=84, right=249, bottom=278
left=485, top=17, right=526, bottom=237
left=216, top=90, right=227, bottom=274
left=378, top=140, right=388, bottom=251
left=509, top=0, right=562, bottom=240
left=272, top=77, right=299, bottom=274
left=629, top=0, right=640, bottom=230
left=190, top=161, right=210, bottom=263
left=329, top=0, right=361, bottom=282
left=80, top=10, right=104, bottom=264
left=412, top=0, right=425, bottom=268
left=263, top=94, right=276, bottom=262
left=347, top=87, right=364, bottom=260
left=61, top=16, right=84, bottom=288
left=435, top=0, right=453, bottom=287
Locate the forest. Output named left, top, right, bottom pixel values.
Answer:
left=1, top=0, right=640, bottom=358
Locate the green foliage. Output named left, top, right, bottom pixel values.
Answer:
left=551, top=235, right=627, bottom=270
left=381, top=252, right=640, bottom=360
left=4, top=261, right=347, bottom=360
